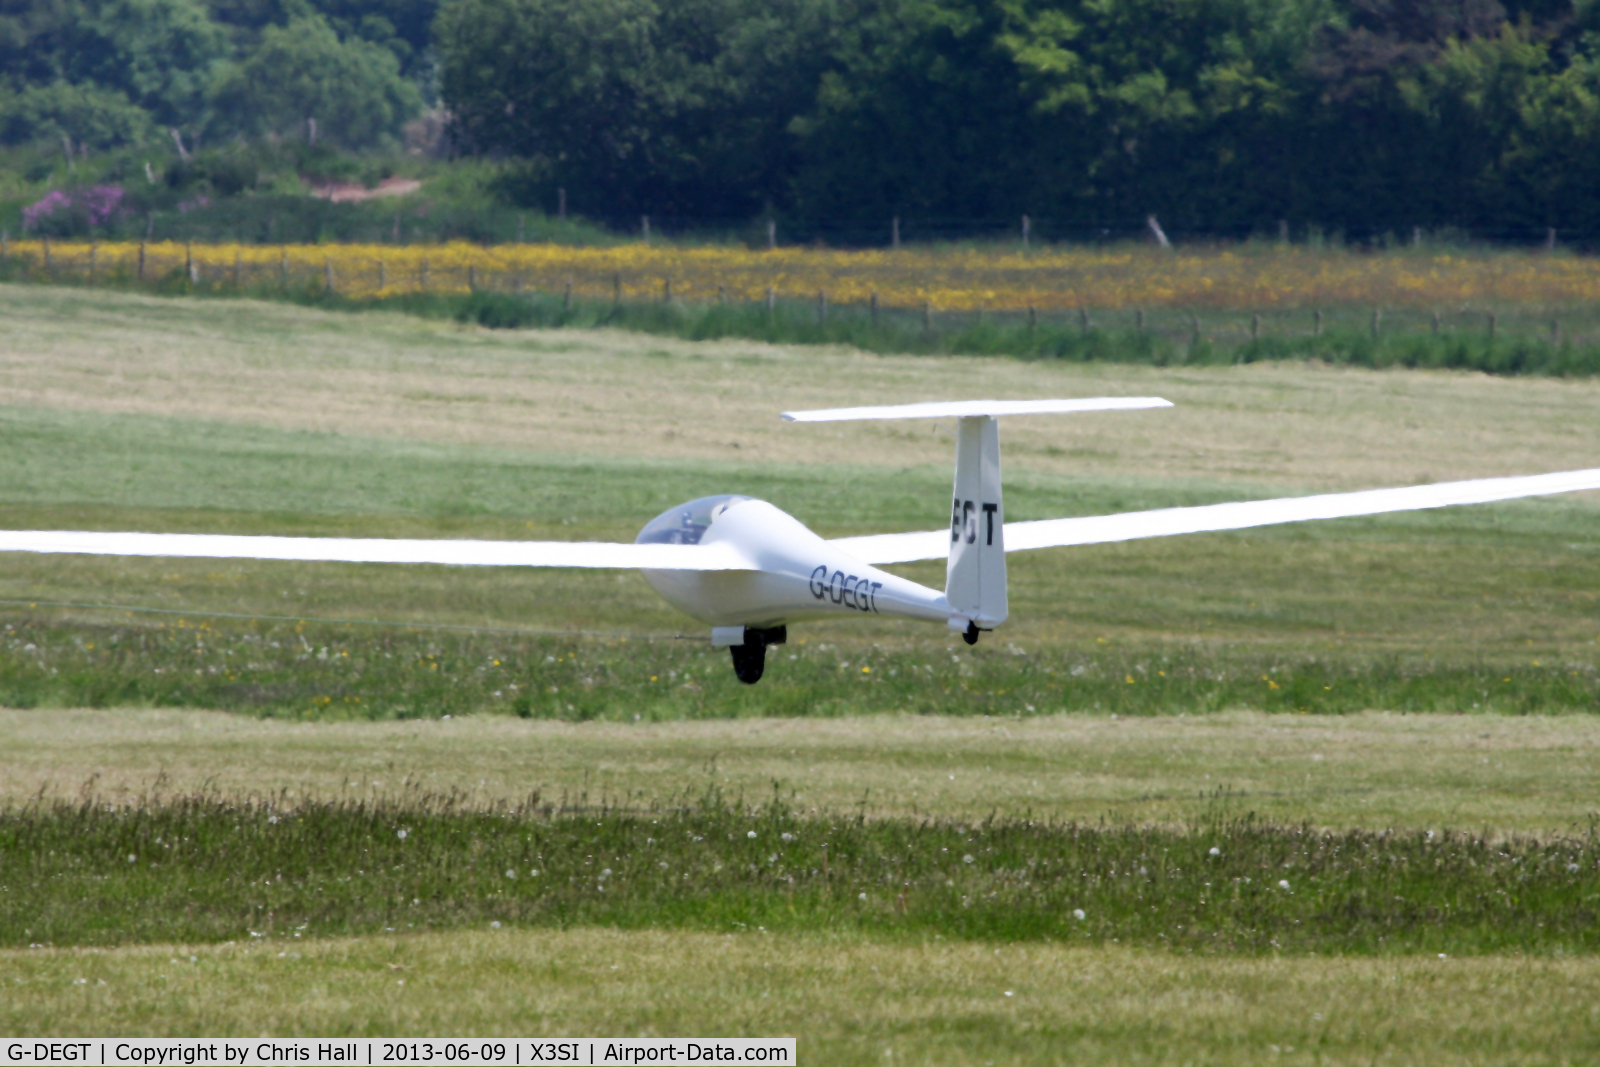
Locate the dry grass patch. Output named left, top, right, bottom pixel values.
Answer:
left=3, top=930, right=1599, bottom=1063
left=5, top=286, right=1600, bottom=490
left=4, top=708, right=1599, bottom=833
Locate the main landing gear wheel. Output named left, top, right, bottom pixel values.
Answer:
left=962, top=622, right=982, bottom=646
left=729, top=626, right=787, bottom=684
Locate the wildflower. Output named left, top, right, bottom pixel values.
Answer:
left=1278, top=880, right=1291, bottom=890
left=963, top=854, right=975, bottom=864
left=1072, top=909, right=1086, bottom=921
left=1209, top=847, right=1221, bottom=856
left=748, top=831, right=757, bottom=839
left=397, top=829, right=408, bottom=840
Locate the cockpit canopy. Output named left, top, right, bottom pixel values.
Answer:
left=635, top=494, right=752, bottom=546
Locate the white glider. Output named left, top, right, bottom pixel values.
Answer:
left=3, top=397, right=1597, bottom=683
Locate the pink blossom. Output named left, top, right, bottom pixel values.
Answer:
left=21, top=186, right=126, bottom=230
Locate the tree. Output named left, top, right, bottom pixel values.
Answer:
left=0, top=80, right=154, bottom=147
left=208, top=13, right=423, bottom=147
left=436, top=0, right=834, bottom=220
left=0, top=0, right=229, bottom=128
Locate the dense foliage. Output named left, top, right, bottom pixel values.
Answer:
left=438, top=0, right=1600, bottom=239
left=8, top=0, right=1600, bottom=240
left=0, top=0, right=433, bottom=151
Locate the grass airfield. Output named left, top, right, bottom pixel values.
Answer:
left=3, top=284, right=1600, bottom=1056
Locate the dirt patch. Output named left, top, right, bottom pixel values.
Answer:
left=306, top=176, right=422, bottom=202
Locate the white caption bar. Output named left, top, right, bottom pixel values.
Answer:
left=2, top=1041, right=795, bottom=1067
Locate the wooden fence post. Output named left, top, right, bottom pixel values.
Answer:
left=324, top=258, right=334, bottom=295
left=923, top=302, right=932, bottom=330
left=1, top=229, right=8, bottom=266
left=1190, top=314, right=1201, bottom=345
left=767, top=219, right=776, bottom=250
left=1135, top=309, right=1144, bottom=334
left=518, top=215, right=525, bottom=243
left=137, top=242, right=145, bottom=283
left=468, top=264, right=477, bottom=293
left=1021, top=215, right=1030, bottom=248
left=892, top=216, right=900, bottom=250
left=280, top=250, right=289, bottom=289
left=641, top=216, right=650, bottom=241
left=232, top=253, right=240, bottom=289
left=663, top=278, right=671, bottom=303
left=766, top=286, right=776, bottom=320
left=89, top=244, right=97, bottom=283
left=1028, top=306, right=1037, bottom=332
left=717, top=286, right=727, bottom=304
left=558, top=188, right=567, bottom=219
left=1146, top=215, right=1170, bottom=249
left=1278, top=219, right=1289, bottom=243
left=1314, top=310, right=1322, bottom=337
left=378, top=261, right=386, bottom=290
left=871, top=292, right=879, bottom=326
left=1488, top=312, right=1497, bottom=340
left=1251, top=313, right=1260, bottom=341
left=1551, top=318, right=1560, bottom=344
left=817, top=290, right=827, bottom=324
left=43, top=237, right=52, bottom=272
left=392, top=213, right=400, bottom=243
left=1432, top=312, right=1440, bottom=335
left=184, top=242, right=193, bottom=283
left=564, top=279, right=573, bottom=311
left=1546, top=227, right=1557, bottom=251
left=1412, top=227, right=1422, bottom=248
left=1079, top=307, right=1089, bottom=335
left=1371, top=308, right=1381, bottom=340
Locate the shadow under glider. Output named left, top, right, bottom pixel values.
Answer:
left=3, top=397, right=1598, bottom=683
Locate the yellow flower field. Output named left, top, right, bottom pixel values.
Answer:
left=6, top=238, right=1600, bottom=311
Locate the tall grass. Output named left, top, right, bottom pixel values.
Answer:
left=5, top=245, right=1600, bottom=376
left=3, top=790, right=1596, bottom=954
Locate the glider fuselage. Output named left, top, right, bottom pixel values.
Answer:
left=637, top=497, right=950, bottom=629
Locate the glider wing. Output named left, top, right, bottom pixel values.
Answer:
left=781, top=397, right=1172, bottom=422
left=832, top=468, right=1600, bottom=564
left=0, top=531, right=754, bottom=570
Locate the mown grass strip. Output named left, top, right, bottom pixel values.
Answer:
left=3, top=792, right=1597, bottom=954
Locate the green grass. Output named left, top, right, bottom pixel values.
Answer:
left=5, top=791, right=1598, bottom=956
left=4, top=614, right=1599, bottom=721
left=10, top=931, right=1600, bottom=1059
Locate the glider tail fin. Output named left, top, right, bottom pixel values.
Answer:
left=945, top=415, right=1008, bottom=637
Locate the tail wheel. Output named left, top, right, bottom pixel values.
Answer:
left=729, top=625, right=787, bottom=684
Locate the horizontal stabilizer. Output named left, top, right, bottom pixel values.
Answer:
left=0, top=531, right=755, bottom=570
left=831, top=468, right=1600, bottom=564
left=781, top=397, right=1172, bottom=422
